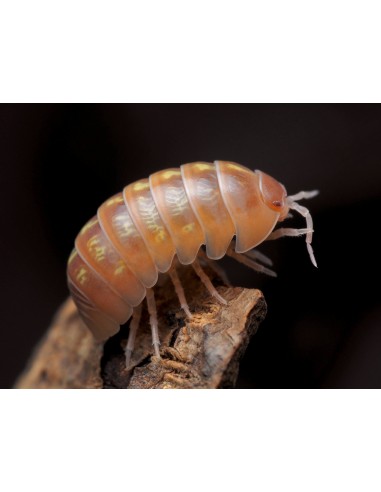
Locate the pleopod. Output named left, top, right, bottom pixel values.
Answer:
left=67, top=161, right=318, bottom=367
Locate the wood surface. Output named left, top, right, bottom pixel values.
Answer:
left=16, top=265, right=266, bottom=389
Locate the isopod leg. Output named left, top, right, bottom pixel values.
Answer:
left=243, top=248, right=273, bottom=267
left=197, top=249, right=231, bottom=286
left=266, top=227, right=313, bottom=241
left=125, top=304, right=142, bottom=370
left=230, top=239, right=273, bottom=267
left=169, top=266, right=192, bottom=318
left=146, top=288, right=161, bottom=359
left=227, top=247, right=277, bottom=277
left=191, top=259, right=227, bottom=305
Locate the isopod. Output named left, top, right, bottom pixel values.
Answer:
left=67, top=161, right=318, bottom=367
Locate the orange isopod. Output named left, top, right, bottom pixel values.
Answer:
left=67, top=161, right=318, bottom=367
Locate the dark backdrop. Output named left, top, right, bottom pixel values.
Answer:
left=1, top=104, right=380, bottom=388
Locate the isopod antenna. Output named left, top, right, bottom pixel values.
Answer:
left=286, top=190, right=319, bottom=268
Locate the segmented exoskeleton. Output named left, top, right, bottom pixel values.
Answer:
left=67, top=161, right=318, bottom=367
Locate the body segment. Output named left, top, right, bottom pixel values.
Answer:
left=181, top=162, right=235, bottom=259
left=149, top=168, right=205, bottom=265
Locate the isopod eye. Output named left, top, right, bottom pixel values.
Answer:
left=256, top=170, right=287, bottom=212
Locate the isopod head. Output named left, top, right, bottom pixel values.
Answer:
left=256, top=169, right=318, bottom=267
left=256, top=170, right=289, bottom=221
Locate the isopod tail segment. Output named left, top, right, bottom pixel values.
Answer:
left=67, top=161, right=319, bottom=369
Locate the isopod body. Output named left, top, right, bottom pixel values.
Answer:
left=67, top=161, right=318, bottom=361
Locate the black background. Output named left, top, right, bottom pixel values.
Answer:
left=1, top=104, right=380, bottom=389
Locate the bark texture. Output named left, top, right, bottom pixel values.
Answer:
left=15, top=266, right=266, bottom=389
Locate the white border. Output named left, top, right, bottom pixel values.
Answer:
left=1, top=2, right=380, bottom=490
left=0, top=1, right=380, bottom=102
left=1, top=390, right=381, bottom=491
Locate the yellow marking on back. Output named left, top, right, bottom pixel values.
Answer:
left=226, top=163, right=250, bottom=174
left=105, top=195, right=124, bottom=207
left=94, top=246, right=106, bottom=261
left=161, top=169, right=181, bottom=180
left=114, top=260, right=126, bottom=276
left=87, top=236, right=106, bottom=262
left=182, top=223, right=195, bottom=234
left=194, top=163, right=213, bottom=172
left=155, top=229, right=167, bottom=243
left=76, top=267, right=88, bottom=285
left=141, top=216, right=168, bottom=241
left=133, top=181, right=150, bottom=192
